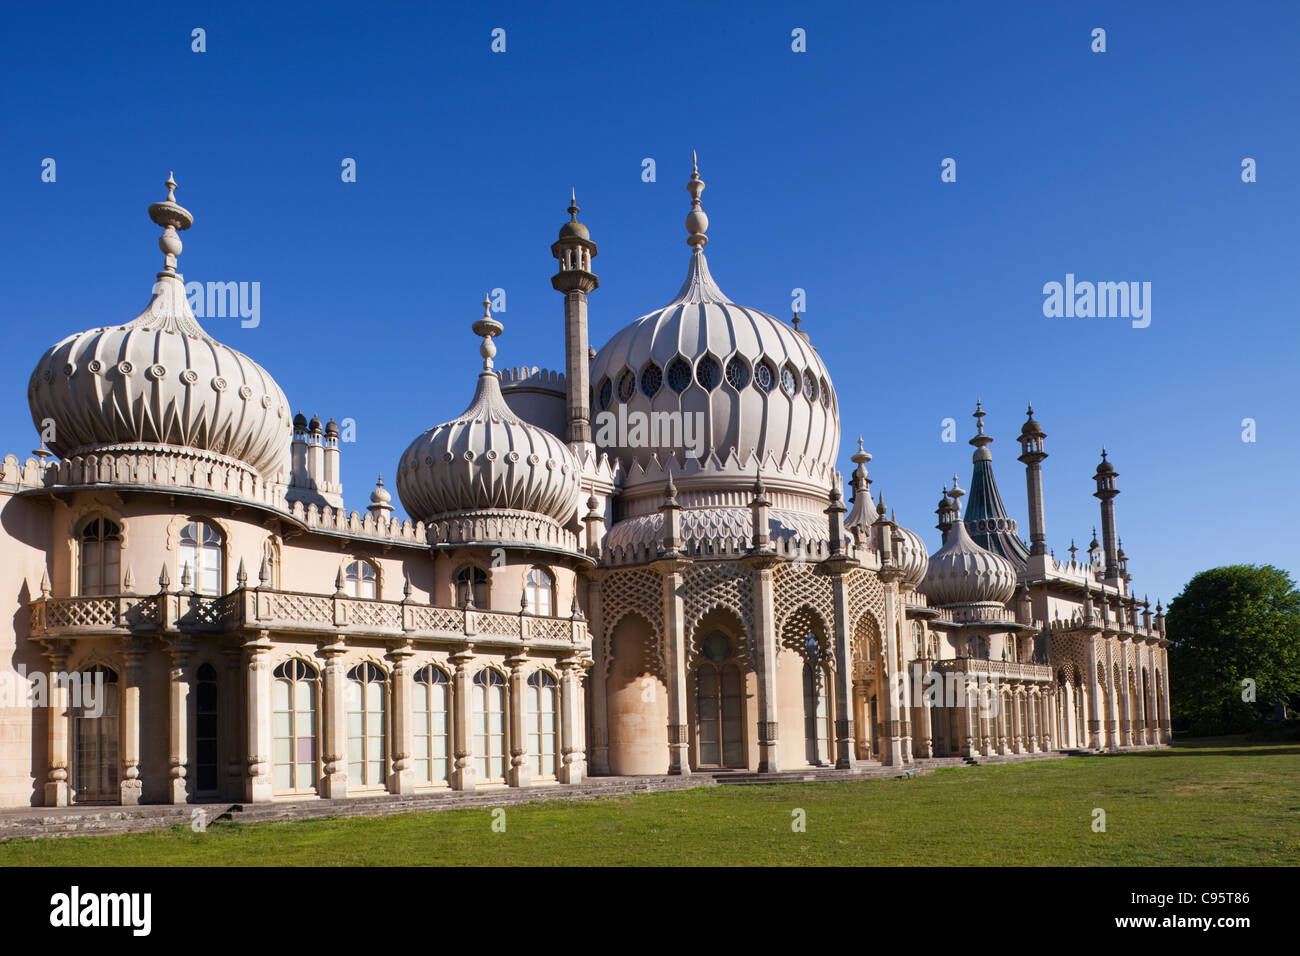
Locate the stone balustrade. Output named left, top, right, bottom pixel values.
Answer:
left=28, top=588, right=589, bottom=650
left=933, top=657, right=1054, bottom=683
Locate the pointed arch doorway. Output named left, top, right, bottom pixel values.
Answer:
left=694, top=631, right=746, bottom=770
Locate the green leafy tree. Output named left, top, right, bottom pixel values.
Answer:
left=1166, top=565, right=1300, bottom=735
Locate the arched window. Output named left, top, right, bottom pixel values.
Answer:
left=528, top=671, right=559, bottom=777
left=195, top=663, right=219, bottom=793
left=344, top=559, right=378, bottom=599
left=803, top=634, right=832, bottom=766
left=179, top=519, right=223, bottom=596
left=696, top=660, right=744, bottom=769
left=261, top=537, right=280, bottom=588
left=73, top=665, right=119, bottom=803
left=911, top=621, right=924, bottom=660
left=455, top=566, right=489, bottom=609
left=272, top=659, right=318, bottom=793
left=413, top=666, right=451, bottom=785
left=524, top=566, right=554, bottom=616
left=472, top=669, right=507, bottom=781
left=969, top=635, right=989, bottom=660
left=79, top=518, right=121, bottom=596
left=346, top=663, right=387, bottom=788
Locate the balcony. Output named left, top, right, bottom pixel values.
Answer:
left=932, top=658, right=1054, bottom=683
left=28, top=588, right=589, bottom=651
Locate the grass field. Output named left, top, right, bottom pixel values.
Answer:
left=2, top=737, right=1296, bottom=866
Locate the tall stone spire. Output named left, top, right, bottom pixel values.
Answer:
left=1017, top=402, right=1049, bottom=556
left=551, top=189, right=598, bottom=446
left=963, top=401, right=1029, bottom=568
left=1093, top=447, right=1121, bottom=580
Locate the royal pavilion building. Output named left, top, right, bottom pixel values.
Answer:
left=0, top=162, right=1172, bottom=808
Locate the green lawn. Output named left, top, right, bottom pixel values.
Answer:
left=2, top=738, right=1296, bottom=866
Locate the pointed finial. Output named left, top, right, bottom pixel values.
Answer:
left=335, top=564, right=347, bottom=596
left=259, top=551, right=271, bottom=587
left=39, top=569, right=50, bottom=599
left=180, top=560, right=193, bottom=592
left=403, top=573, right=413, bottom=599
left=122, top=565, right=135, bottom=593
left=686, top=152, right=709, bottom=250
left=1100, top=446, right=1108, bottom=461
left=568, top=187, right=579, bottom=220
left=147, top=172, right=194, bottom=275
left=236, top=558, right=248, bottom=588
left=159, top=563, right=171, bottom=591
left=1026, top=402, right=1034, bottom=416
left=1068, top=540, right=1078, bottom=561
left=472, top=294, right=504, bottom=371
left=792, top=310, right=801, bottom=331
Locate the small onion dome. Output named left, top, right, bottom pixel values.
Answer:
left=558, top=189, right=590, bottom=240
left=293, top=411, right=308, bottom=431
left=396, top=299, right=581, bottom=526
left=1019, top=403, right=1044, bottom=439
left=26, top=174, right=290, bottom=479
left=920, top=517, right=1017, bottom=607
left=370, top=474, right=392, bottom=506
left=309, top=414, right=323, bottom=434
left=325, top=417, right=339, bottom=439
left=1095, top=447, right=1115, bottom=474
left=894, top=522, right=930, bottom=589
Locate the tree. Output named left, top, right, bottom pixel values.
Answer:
left=1167, top=565, right=1300, bottom=735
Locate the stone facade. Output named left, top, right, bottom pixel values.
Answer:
left=0, top=165, right=1171, bottom=809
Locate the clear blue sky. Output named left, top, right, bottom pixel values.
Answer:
left=2, top=1, right=1296, bottom=605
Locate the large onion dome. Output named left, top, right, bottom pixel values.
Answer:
left=396, top=299, right=581, bottom=528
left=588, top=156, right=838, bottom=499
left=894, top=522, right=930, bottom=589
left=27, top=175, right=291, bottom=481
left=920, top=493, right=1017, bottom=607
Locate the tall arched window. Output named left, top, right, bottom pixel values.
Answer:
left=273, top=660, right=318, bottom=793
left=695, top=633, right=744, bottom=769
left=179, top=519, right=224, bottom=595
left=195, top=663, right=219, bottom=794
left=344, top=559, right=378, bottom=599
left=73, top=665, right=119, bottom=804
left=261, top=537, right=280, bottom=588
left=455, top=566, right=489, bottom=609
left=79, top=518, right=121, bottom=596
left=346, top=663, right=387, bottom=788
left=969, top=635, right=989, bottom=660
left=528, top=671, right=558, bottom=777
left=524, top=566, right=553, bottom=616
left=413, top=666, right=451, bottom=785
left=802, top=634, right=832, bottom=766
left=472, top=669, right=507, bottom=781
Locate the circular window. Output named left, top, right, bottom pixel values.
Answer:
left=666, top=357, right=692, bottom=393
left=724, top=356, right=750, bottom=389
left=617, top=369, right=636, bottom=403
left=780, top=364, right=798, bottom=397
left=802, top=370, right=817, bottom=403
left=696, top=355, right=721, bottom=390
left=640, top=363, right=662, bottom=397
left=754, top=360, right=775, bottom=393
left=701, top=633, right=730, bottom=662
left=598, top=377, right=612, bottom=410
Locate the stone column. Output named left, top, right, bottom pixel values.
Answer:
left=507, top=654, right=532, bottom=788
left=167, top=637, right=194, bottom=804
left=1159, top=645, right=1172, bottom=744
left=387, top=642, right=415, bottom=795
left=42, top=641, right=71, bottom=807
left=829, top=571, right=857, bottom=770
left=450, top=649, right=476, bottom=790
left=585, top=576, right=610, bottom=775
left=879, top=577, right=905, bottom=766
left=1028, top=686, right=1040, bottom=753
left=746, top=558, right=781, bottom=772
left=120, top=641, right=146, bottom=805
left=558, top=657, right=588, bottom=783
left=319, top=638, right=349, bottom=798
left=244, top=632, right=274, bottom=803
left=916, top=663, right=934, bottom=759
left=996, top=689, right=1010, bottom=755
left=1086, top=637, right=1102, bottom=750
left=1116, top=644, right=1132, bottom=748
left=657, top=559, right=692, bottom=775
left=1133, top=652, right=1148, bottom=747
left=1103, top=640, right=1119, bottom=749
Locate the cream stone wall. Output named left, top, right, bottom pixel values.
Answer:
left=0, top=488, right=52, bottom=806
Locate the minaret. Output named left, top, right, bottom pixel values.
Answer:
left=551, top=189, right=598, bottom=446
left=1016, top=403, right=1048, bottom=556
left=1093, top=447, right=1121, bottom=579
left=964, top=401, right=1030, bottom=567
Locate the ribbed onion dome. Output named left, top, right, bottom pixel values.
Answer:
left=920, top=516, right=1018, bottom=607
left=26, top=175, right=291, bottom=480
left=588, top=157, right=838, bottom=494
left=396, top=300, right=581, bottom=525
left=894, top=523, right=930, bottom=589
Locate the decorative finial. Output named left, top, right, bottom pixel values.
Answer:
left=792, top=310, right=801, bottom=332
left=1026, top=402, right=1035, bottom=417
left=568, top=187, right=579, bottom=221
left=686, top=152, right=708, bottom=250
left=1068, top=540, right=1078, bottom=562
left=851, top=436, right=871, bottom=466
left=472, top=294, right=504, bottom=371
left=973, top=400, right=987, bottom=435
left=147, top=172, right=194, bottom=276
left=236, top=558, right=248, bottom=588
left=1100, top=446, right=1108, bottom=461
